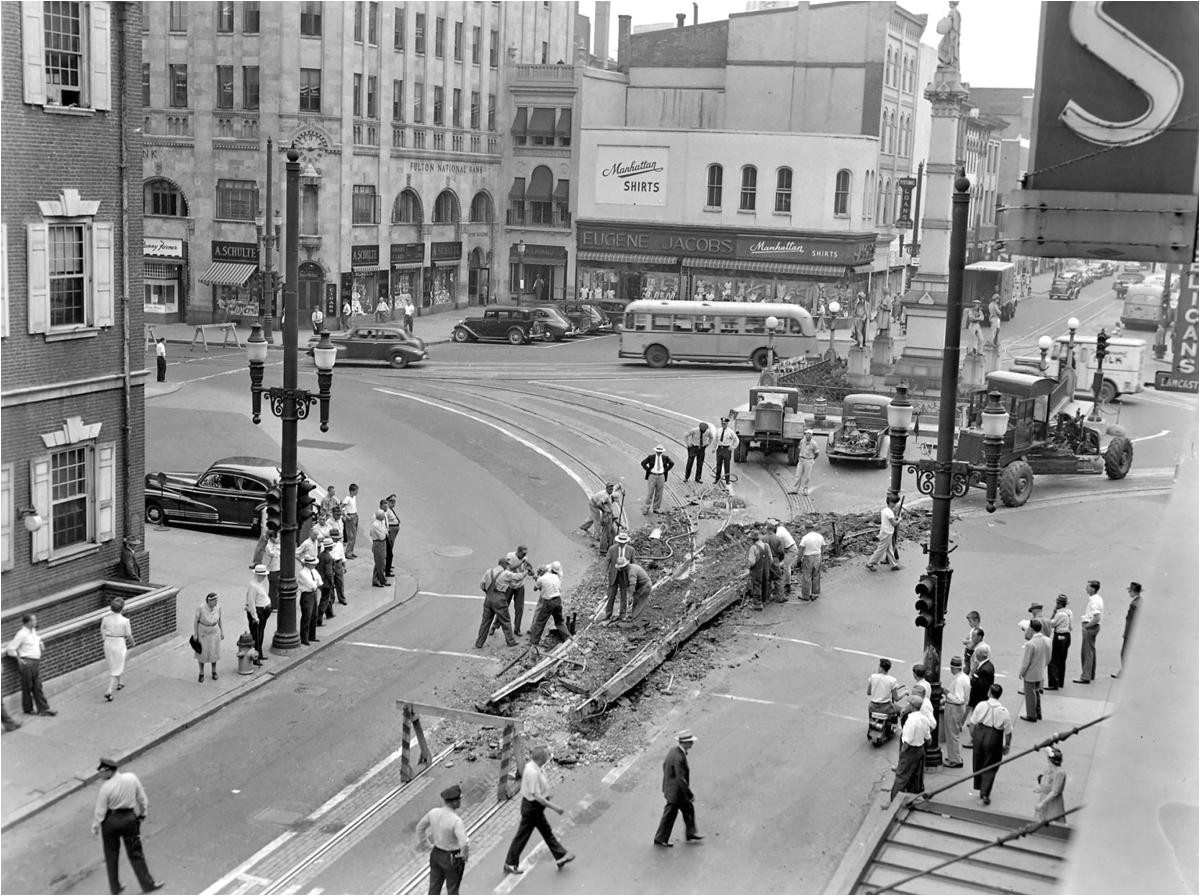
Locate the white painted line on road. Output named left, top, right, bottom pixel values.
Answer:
left=601, top=752, right=641, bottom=786
left=348, top=640, right=499, bottom=662
left=753, top=632, right=907, bottom=665
left=374, top=388, right=592, bottom=496
left=1131, top=429, right=1170, bottom=443
left=711, top=692, right=860, bottom=724
left=201, top=835, right=297, bottom=895
left=416, top=590, right=484, bottom=601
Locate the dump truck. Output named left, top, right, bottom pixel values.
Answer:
left=730, top=386, right=806, bottom=465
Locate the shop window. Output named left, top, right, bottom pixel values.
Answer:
left=144, top=179, right=189, bottom=217
left=775, top=167, right=792, bottom=213
left=216, top=179, right=258, bottom=220
left=352, top=185, right=380, bottom=225
left=144, top=281, right=178, bottom=315
left=300, top=1, right=322, bottom=36
left=706, top=164, right=723, bottom=208
left=392, top=189, right=422, bottom=223
left=300, top=68, right=321, bottom=112
left=433, top=190, right=459, bottom=224
left=834, top=169, right=851, bottom=217
left=739, top=166, right=757, bottom=211
left=650, top=315, right=673, bottom=331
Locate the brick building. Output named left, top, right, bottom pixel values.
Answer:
left=140, top=0, right=577, bottom=324
left=1, top=1, right=177, bottom=698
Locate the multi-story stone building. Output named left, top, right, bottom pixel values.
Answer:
left=140, top=1, right=577, bottom=324
left=2, top=1, right=175, bottom=698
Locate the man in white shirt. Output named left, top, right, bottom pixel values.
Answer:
left=865, top=495, right=901, bottom=571
left=416, top=784, right=470, bottom=894
left=528, top=562, right=571, bottom=647
left=244, top=565, right=272, bottom=665
left=310, top=305, right=325, bottom=335
left=579, top=483, right=617, bottom=540
left=341, top=484, right=360, bottom=558
left=639, top=445, right=674, bottom=515
left=988, top=293, right=1003, bottom=347
left=712, top=417, right=739, bottom=485
left=792, top=429, right=820, bottom=495
left=6, top=615, right=55, bottom=716
left=92, top=757, right=163, bottom=893
left=296, top=556, right=323, bottom=646
left=1074, top=579, right=1105, bottom=684
left=683, top=422, right=713, bottom=484
left=942, top=656, right=970, bottom=767
left=867, top=658, right=901, bottom=725
left=503, top=745, right=574, bottom=873
left=797, top=525, right=826, bottom=601
left=888, top=695, right=935, bottom=803
left=155, top=338, right=167, bottom=382
left=768, top=519, right=800, bottom=598
left=968, top=683, right=1013, bottom=805
left=264, top=530, right=281, bottom=608
left=383, top=494, right=402, bottom=576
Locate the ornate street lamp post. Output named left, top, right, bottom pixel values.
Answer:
left=1037, top=335, right=1054, bottom=372
left=245, top=147, right=338, bottom=653
left=826, top=300, right=841, bottom=362
left=516, top=239, right=526, bottom=301
left=886, top=384, right=913, bottom=503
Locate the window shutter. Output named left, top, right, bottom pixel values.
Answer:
left=26, top=222, right=49, bottom=334
left=92, top=222, right=115, bottom=327
left=96, top=441, right=116, bottom=543
left=29, top=456, right=51, bottom=563
left=1, top=224, right=9, bottom=339
left=21, top=1, right=45, bottom=105
left=90, top=2, right=113, bottom=111
left=1, top=465, right=12, bottom=572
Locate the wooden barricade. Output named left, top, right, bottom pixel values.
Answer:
left=396, top=700, right=522, bottom=802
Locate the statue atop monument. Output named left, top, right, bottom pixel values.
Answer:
left=936, top=1, right=961, bottom=70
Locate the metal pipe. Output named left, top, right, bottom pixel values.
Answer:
left=262, top=136, right=275, bottom=341
left=117, top=3, right=134, bottom=550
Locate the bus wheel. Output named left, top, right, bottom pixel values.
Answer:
left=751, top=348, right=770, bottom=371
left=645, top=345, right=670, bottom=368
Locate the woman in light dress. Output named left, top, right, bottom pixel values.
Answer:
left=100, top=597, right=135, bottom=702
left=194, top=592, right=224, bottom=682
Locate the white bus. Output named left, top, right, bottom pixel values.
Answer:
left=619, top=300, right=818, bottom=369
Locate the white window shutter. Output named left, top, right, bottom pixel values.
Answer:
left=1, top=224, right=9, bottom=339
left=21, top=1, right=45, bottom=105
left=92, top=222, right=115, bottom=328
left=90, top=2, right=112, bottom=111
left=1, top=465, right=13, bottom=572
left=96, top=441, right=116, bottom=543
left=29, top=456, right=51, bottom=563
left=26, top=222, right=49, bottom=334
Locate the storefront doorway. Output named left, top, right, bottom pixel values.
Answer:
left=468, top=247, right=489, bottom=305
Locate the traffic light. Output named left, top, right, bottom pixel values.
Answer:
left=914, top=574, right=937, bottom=629
left=1095, top=329, right=1108, bottom=362
left=264, top=486, right=282, bottom=533
left=296, top=478, right=319, bottom=527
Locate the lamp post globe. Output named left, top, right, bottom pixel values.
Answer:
left=886, top=384, right=914, bottom=502
left=826, top=301, right=841, bottom=362
left=1038, top=334, right=1053, bottom=372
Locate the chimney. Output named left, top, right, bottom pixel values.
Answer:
left=595, top=0, right=611, bottom=65
left=693, top=3, right=699, bottom=25
left=617, top=14, right=631, bottom=73
left=676, top=13, right=686, bottom=28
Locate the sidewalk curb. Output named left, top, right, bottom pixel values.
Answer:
left=0, top=576, right=419, bottom=833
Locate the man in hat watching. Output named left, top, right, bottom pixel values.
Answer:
left=712, top=416, right=738, bottom=485
left=504, top=745, right=574, bottom=873
left=244, top=564, right=272, bottom=665
left=640, top=445, right=674, bottom=515
left=683, top=421, right=713, bottom=484
left=654, top=730, right=703, bottom=846
left=605, top=533, right=636, bottom=621
left=528, top=562, right=572, bottom=648
left=369, top=509, right=389, bottom=587
left=317, top=537, right=337, bottom=623
left=1019, top=602, right=1044, bottom=641
left=1112, top=582, right=1141, bottom=679
left=92, top=757, right=164, bottom=894
left=792, top=429, right=820, bottom=496
left=1074, top=580, right=1105, bottom=683
left=1019, top=619, right=1052, bottom=721
left=383, top=494, right=402, bottom=576
left=296, top=555, right=323, bottom=646
left=942, top=655, right=970, bottom=767
left=416, top=783, right=470, bottom=894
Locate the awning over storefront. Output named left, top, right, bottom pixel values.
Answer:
left=509, top=178, right=526, bottom=201
left=680, top=257, right=846, bottom=277
left=528, top=167, right=554, bottom=202
left=527, top=107, right=556, bottom=138
left=144, top=261, right=183, bottom=279
left=578, top=251, right=677, bottom=266
left=510, top=244, right=567, bottom=262
left=553, top=179, right=570, bottom=202
left=555, top=109, right=572, bottom=137
left=510, top=107, right=527, bottom=137
left=197, top=261, right=256, bottom=286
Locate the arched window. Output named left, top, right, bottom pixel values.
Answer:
left=392, top=188, right=422, bottom=223
left=528, top=165, right=554, bottom=224
left=862, top=168, right=873, bottom=216
left=739, top=165, right=757, bottom=211
left=706, top=163, right=723, bottom=207
left=144, top=178, right=189, bottom=216
left=881, top=109, right=890, bottom=153
left=889, top=110, right=897, bottom=153
left=433, top=189, right=460, bottom=223
left=901, top=114, right=910, bottom=155
left=902, top=55, right=910, bottom=92
left=886, top=48, right=894, bottom=86
left=469, top=191, right=493, bottom=223
left=894, top=182, right=904, bottom=224
left=884, top=178, right=893, bottom=223
left=834, top=169, right=851, bottom=216
left=876, top=174, right=885, bottom=222
left=774, top=167, right=792, bottom=213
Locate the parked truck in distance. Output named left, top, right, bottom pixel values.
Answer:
left=964, top=261, right=1018, bottom=321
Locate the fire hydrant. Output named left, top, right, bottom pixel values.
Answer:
left=236, top=631, right=259, bottom=675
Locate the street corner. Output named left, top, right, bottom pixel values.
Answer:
left=391, top=572, right=421, bottom=603
left=145, top=380, right=183, bottom=400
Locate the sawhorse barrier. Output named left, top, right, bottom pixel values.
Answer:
left=397, top=699, right=522, bottom=802
left=191, top=323, right=243, bottom=352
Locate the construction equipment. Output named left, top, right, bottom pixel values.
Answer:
left=730, top=386, right=806, bottom=466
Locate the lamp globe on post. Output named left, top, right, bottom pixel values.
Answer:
left=1067, top=316, right=1080, bottom=363
left=1038, top=334, right=1054, bottom=373
left=980, top=390, right=1010, bottom=513
left=246, top=323, right=269, bottom=424
left=311, top=331, right=338, bottom=433
left=826, top=300, right=841, bottom=362
left=765, top=314, right=780, bottom=366
left=886, top=384, right=914, bottom=502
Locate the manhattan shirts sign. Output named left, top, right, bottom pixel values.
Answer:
left=595, top=145, right=668, bottom=207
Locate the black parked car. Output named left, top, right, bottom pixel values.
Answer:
left=306, top=326, right=428, bottom=368
left=451, top=306, right=545, bottom=344
left=558, top=302, right=611, bottom=335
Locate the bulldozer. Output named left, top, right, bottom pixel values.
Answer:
left=936, top=368, right=1133, bottom=507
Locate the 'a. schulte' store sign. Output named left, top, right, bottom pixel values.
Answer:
left=594, top=146, right=669, bottom=207
left=578, top=221, right=876, bottom=266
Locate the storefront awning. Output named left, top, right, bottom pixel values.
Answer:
left=527, top=107, right=556, bottom=138
left=510, top=107, right=527, bottom=137
left=578, top=251, right=677, bottom=266
left=528, top=167, right=554, bottom=202
left=553, top=179, right=570, bottom=202
left=197, top=261, right=257, bottom=286
left=555, top=109, right=572, bottom=137
left=509, top=178, right=526, bottom=201
left=680, top=257, right=846, bottom=277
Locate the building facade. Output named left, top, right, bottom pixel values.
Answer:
left=140, top=0, right=577, bottom=324
left=1, top=1, right=174, bottom=697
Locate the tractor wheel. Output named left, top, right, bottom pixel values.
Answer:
left=751, top=348, right=771, bottom=371
left=734, top=440, right=749, bottom=463
left=787, top=441, right=800, bottom=466
left=1104, top=435, right=1133, bottom=479
left=998, top=460, right=1034, bottom=507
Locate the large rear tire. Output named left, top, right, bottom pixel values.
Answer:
left=645, top=345, right=670, bottom=368
left=998, top=460, right=1034, bottom=507
left=507, top=328, right=527, bottom=345
left=1104, top=435, right=1133, bottom=479
left=1099, top=379, right=1118, bottom=404
left=388, top=352, right=409, bottom=369
left=751, top=348, right=770, bottom=371
left=787, top=441, right=800, bottom=466
left=734, top=440, right=749, bottom=463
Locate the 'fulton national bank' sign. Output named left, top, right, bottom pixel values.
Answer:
left=595, top=146, right=669, bottom=208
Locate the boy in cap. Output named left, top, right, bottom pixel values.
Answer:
left=92, top=757, right=164, bottom=893
left=416, top=783, right=470, bottom=894
left=655, top=730, right=703, bottom=846
left=640, top=445, right=674, bottom=514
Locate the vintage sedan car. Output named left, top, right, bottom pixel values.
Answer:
left=558, top=302, right=611, bottom=335
left=1048, top=277, right=1081, bottom=301
left=306, top=326, right=428, bottom=369
left=144, top=457, right=325, bottom=532
left=451, top=306, right=545, bottom=344
left=531, top=306, right=576, bottom=341
left=826, top=394, right=893, bottom=468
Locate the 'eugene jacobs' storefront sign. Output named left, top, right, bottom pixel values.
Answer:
left=578, top=222, right=876, bottom=266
